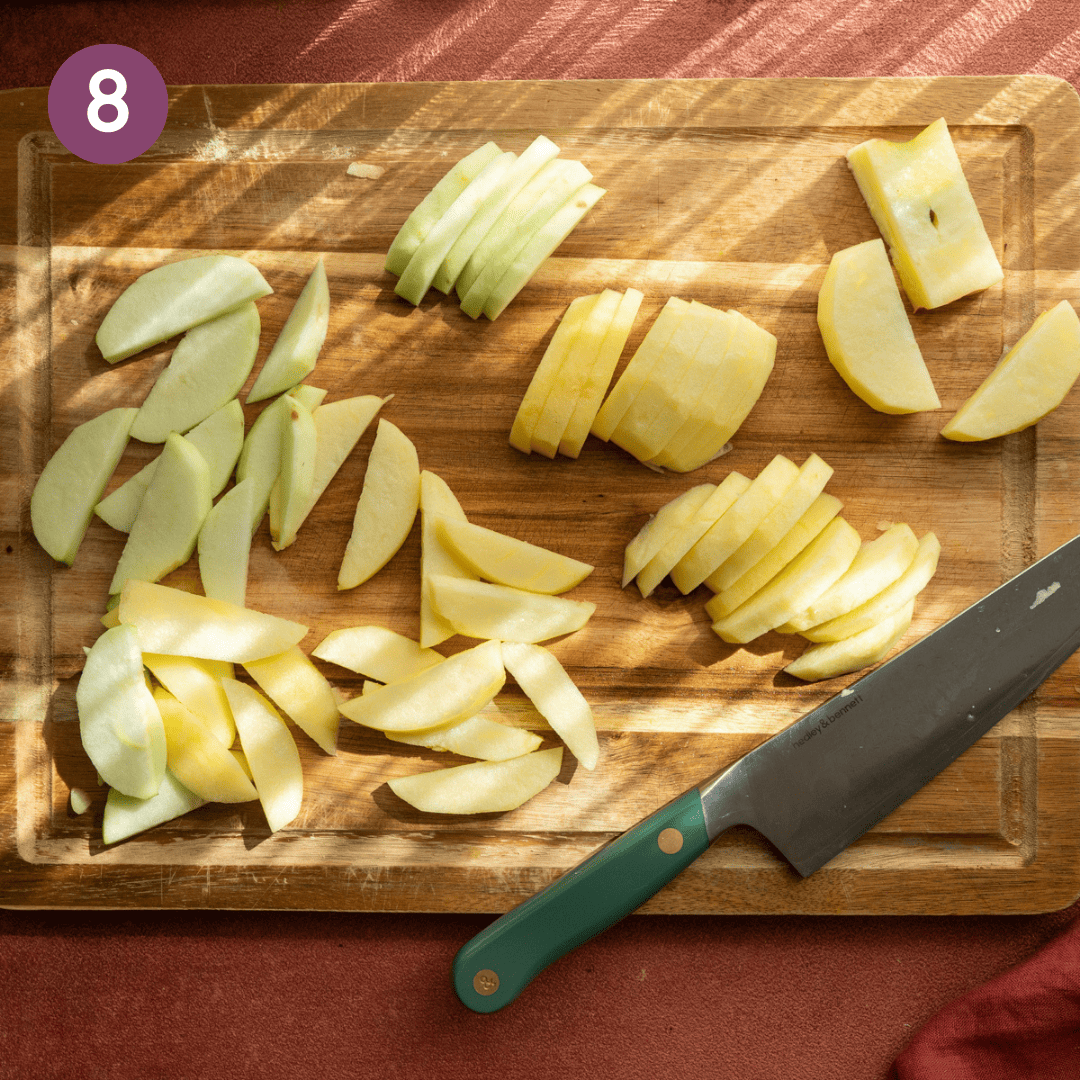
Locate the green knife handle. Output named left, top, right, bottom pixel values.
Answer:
left=452, top=785, right=710, bottom=1013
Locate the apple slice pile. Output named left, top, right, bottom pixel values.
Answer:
left=385, top=136, right=605, bottom=320
left=622, top=453, right=940, bottom=681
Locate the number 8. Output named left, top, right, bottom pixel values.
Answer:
left=87, top=68, right=129, bottom=134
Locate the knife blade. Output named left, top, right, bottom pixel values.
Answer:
left=453, top=532, right=1080, bottom=1013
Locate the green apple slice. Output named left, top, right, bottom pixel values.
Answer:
left=31, top=406, right=137, bottom=565
left=941, top=300, right=1080, bottom=441
left=96, top=254, right=272, bottom=364
left=221, top=678, right=304, bottom=832
left=386, top=712, right=543, bottom=761
left=96, top=399, right=244, bottom=533
left=419, top=470, right=473, bottom=648
left=501, top=641, right=598, bottom=770
left=385, top=142, right=503, bottom=277
left=247, top=258, right=330, bottom=402
left=623, top=483, right=717, bottom=588
left=338, top=419, right=421, bottom=590
left=141, top=652, right=236, bottom=748
left=271, top=393, right=317, bottom=551
left=198, top=477, right=255, bottom=607
left=130, top=303, right=261, bottom=443
left=77, top=623, right=167, bottom=799
left=482, top=183, right=606, bottom=321
left=313, top=625, right=444, bottom=682
left=102, top=769, right=206, bottom=845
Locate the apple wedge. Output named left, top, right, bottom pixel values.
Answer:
left=386, top=712, right=543, bottom=761
left=338, top=419, right=421, bottom=590
left=271, top=393, right=317, bottom=551
left=243, top=645, right=341, bottom=755
left=941, top=300, right=1080, bottom=441
left=77, top=623, right=167, bottom=799
left=221, top=678, right=304, bottom=833
left=429, top=575, right=595, bottom=643
left=130, top=303, right=261, bottom=443
left=109, top=432, right=212, bottom=596
left=501, top=641, right=598, bottom=770
left=141, top=652, right=236, bottom=747
left=846, top=117, right=1003, bottom=310
left=96, top=254, right=272, bottom=364
left=623, top=483, right=717, bottom=588
left=197, top=477, right=255, bottom=607
left=31, top=406, right=137, bottom=565
left=436, top=516, right=593, bottom=595
left=118, top=579, right=308, bottom=663
left=313, top=625, right=444, bottom=682
left=419, top=470, right=474, bottom=648
left=247, top=258, right=330, bottom=402
left=388, top=746, right=563, bottom=815
left=102, top=770, right=207, bottom=845
left=338, top=638, right=505, bottom=733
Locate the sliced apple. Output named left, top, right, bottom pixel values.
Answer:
left=141, top=651, right=236, bottom=747
left=117, top=579, right=308, bottom=663
left=429, top=574, right=595, bottom=643
left=338, top=419, right=421, bottom=590
left=501, top=641, right=598, bottom=770
left=271, top=393, right=317, bottom=551
left=236, top=389, right=303, bottom=533
left=247, top=258, right=330, bottom=402
left=941, top=300, right=1080, bottom=441
left=77, top=623, right=166, bottom=799
left=419, top=470, right=473, bottom=648
left=31, top=406, right=137, bottom=565
left=197, top=477, right=254, bottom=607
left=785, top=599, right=914, bottom=682
left=221, top=678, right=303, bottom=832
left=386, top=712, right=543, bottom=761
left=846, top=117, right=1003, bottom=310
left=436, top=516, right=593, bottom=594
left=96, top=254, right=272, bottom=364
left=339, top=638, right=505, bottom=733
left=102, top=770, right=206, bottom=845
left=130, top=303, right=261, bottom=443
left=388, top=746, right=563, bottom=814
left=312, top=625, right=444, bottom=682
left=243, top=645, right=341, bottom=755
left=623, top=483, right=717, bottom=588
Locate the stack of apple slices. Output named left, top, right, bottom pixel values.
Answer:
left=385, top=136, right=605, bottom=320
left=622, top=454, right=940, bottom=681
left=591, top=297, right=776, bottom=471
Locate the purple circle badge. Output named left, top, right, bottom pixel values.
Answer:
left=48, top=45, right=168, bottom=165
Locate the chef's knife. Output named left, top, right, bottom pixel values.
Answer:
left=453, top=532, right=1080, bottom=1013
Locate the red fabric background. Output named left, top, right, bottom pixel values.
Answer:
left=4, top=3, right=1080, bottom=1078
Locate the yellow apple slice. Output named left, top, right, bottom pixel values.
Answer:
left=436, top=516, right=593, bottom=594
left=130, top=303, right=261, bottom=443
left=531, top=289, right=624, bottom=458
left=509, top=294, right=600, bottom=453
left=818, top=239, right=940, bottom=414
left=339, top=638, right=505, bottom=733
left=429, top=575, right=595, bottom=643
left=118, top=579, right=308, bottom=663
left=709, top=516, right=861, bottom=644
left=247, top=258, right=330, bottom=402
left=197, top=477, right=255, bottom=607
left=501, top=641, right=598, bottom=770
left=338, top=419, right=421, bottom=590
left=785, top=598, right=914, bottom=682
left=77, top=623, right=166, bottom=799
left=708, top=454, right=834, bottom=594
left=483, top=183, right=606, bottom=321
left=385, top=142, right=504, bottom=276
left=635, top=472, right=752, bottom=598
left=313, top=625, right=443, bottom=682
left=96, top=254, right=272, bottom=364
left=846, top=117, right=1003, bottom=310
left=243, top=645, right=340, bottom=755
left=941, top=300, right=1080, bottom=441
left=102, top=769, right=207, bottom=845
left=386, top=712, right=543, bottom=761
left=419, top=470, right=473, bottom=648
left=388, top=746, right=563, bottom=814
left=96, top=399, right=244, bottom=533
left=141, top=652, right=236, bottom=747
left=221, top=678, right=303, bottom=832
left=779, top=523, right=919, bottom=633
left=801, top=532, right=941, bottom=642
left=109, top=432, right=212, bottom=596
left=153, top=686, right=258, bottom=802
left=706, top=493, right=843, bottom=616
left=31, top=406, right=137, bottom=565
left=623, top=483, right=717, bottom=588
left=271, top=393, right=317, bottom=551
left=670, top=454, right=800, bottom=594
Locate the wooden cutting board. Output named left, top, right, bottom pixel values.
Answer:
left=4, top=76, right=1080, bottom=914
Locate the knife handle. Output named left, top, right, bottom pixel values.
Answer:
left=452, top=785, right=710, bottom=1013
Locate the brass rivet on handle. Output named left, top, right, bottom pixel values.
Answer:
left=473, top=969, right=500, bottom=996
left=657, top=827, right=684, bottom=855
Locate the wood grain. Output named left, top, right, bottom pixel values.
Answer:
left=4, top=77, right=1080, bottom=913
